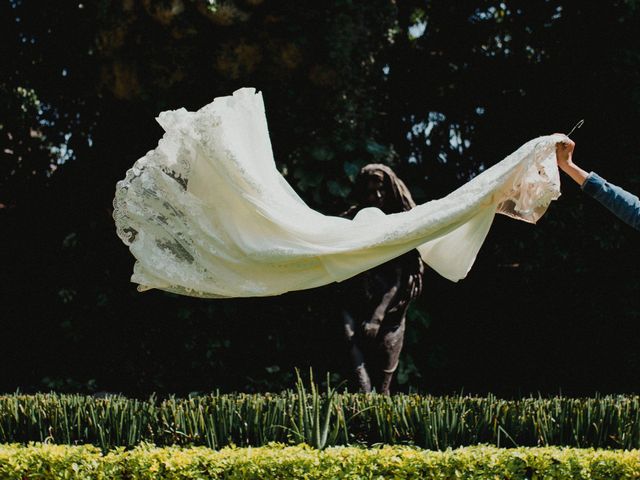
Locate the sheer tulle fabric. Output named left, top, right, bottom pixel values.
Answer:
left=113, top=87, right=564, bottom=298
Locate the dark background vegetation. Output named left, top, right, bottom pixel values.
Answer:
left=2, top=0, right=639, bottom=397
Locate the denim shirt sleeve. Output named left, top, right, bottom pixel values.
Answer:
left=581, top=172, right=640, bottom=231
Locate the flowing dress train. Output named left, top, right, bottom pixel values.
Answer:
left=113, top=87, right=565, bottom=298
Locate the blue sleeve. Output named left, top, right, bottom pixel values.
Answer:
left=581, top=172, right=640, bottom=231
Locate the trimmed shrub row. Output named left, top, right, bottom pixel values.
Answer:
left=2, top=389, right=640, bottom=450
left=1, top=443, right=640, bottom=479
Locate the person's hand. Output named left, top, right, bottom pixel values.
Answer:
left=555, top=135, right=575, bottom=172
left=553, top=135, right=588, bottom=185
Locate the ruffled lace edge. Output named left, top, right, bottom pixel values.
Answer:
left=495, top=134, right=564, bottom=224
left=112, top=87, right=263, bottom=247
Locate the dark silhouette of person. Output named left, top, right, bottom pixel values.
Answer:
left=338, top=164, right=425, bottom=394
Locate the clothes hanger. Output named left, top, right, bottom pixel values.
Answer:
left=566, top=119, right=584, bottom=138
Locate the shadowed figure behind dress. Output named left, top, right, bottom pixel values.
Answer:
left=339, top=164, right=425, bottom=394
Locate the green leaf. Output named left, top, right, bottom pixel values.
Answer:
left=343, top=161, right=360, bottom=180
left=310, top=146, right=334, bottom=162
left=327, top=180, right=351, bottom=198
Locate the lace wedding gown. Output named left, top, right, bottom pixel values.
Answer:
left=113, top=87, right=564, bottom=298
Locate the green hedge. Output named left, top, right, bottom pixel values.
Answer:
left=1, top=443, right=639, bottom=479
left=3, top=390, right=640, bottom=451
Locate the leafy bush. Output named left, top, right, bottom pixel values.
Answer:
left=1, top=443, right=640, bottom=480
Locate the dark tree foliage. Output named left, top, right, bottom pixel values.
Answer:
left=1, top=0, right=638, bottom=396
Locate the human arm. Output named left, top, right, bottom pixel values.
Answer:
left=580, top=173, right=640, bottom=231
left=555, top=138, right=589, bottom=185
left=555, top=138, right=640, bottom=230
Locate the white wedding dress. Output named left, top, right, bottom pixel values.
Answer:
left=113, top=87, right=565, bottom=298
